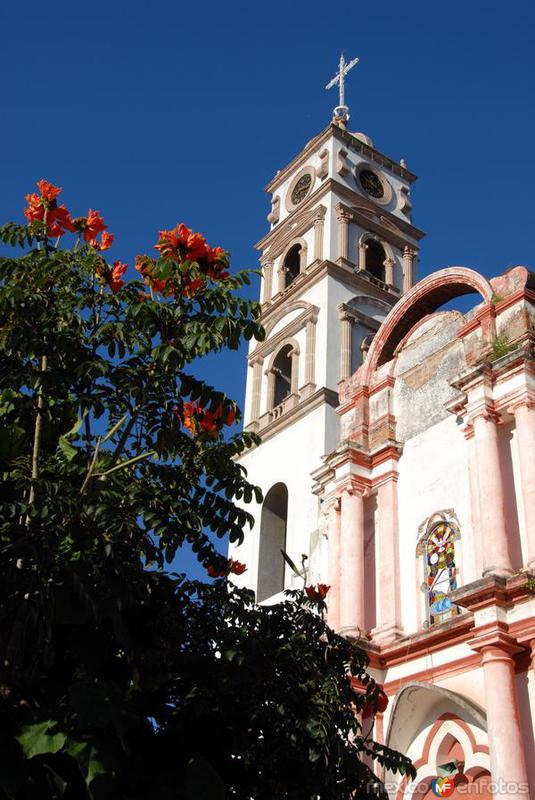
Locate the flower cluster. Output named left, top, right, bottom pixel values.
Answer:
left=24, top=180, right=76, bottom=238
left=348, top=677, right=389, bottom=714
left=181, top=401, right=236, bottom=437
left=304, top=583, right=330, bottom=601
left=135, top=224, right=230, bottom=299
left=95, top=260, right=128, bottom=294
left=23, top=180, right=114, bottom=252
left=207, top=558, right=247, bottom=578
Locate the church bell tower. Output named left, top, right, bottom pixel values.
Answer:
left=229, top=57, right=425, bottom=602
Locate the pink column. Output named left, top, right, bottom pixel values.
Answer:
left=463, top=423, right=483, bottom=578
left=373, top=475, right=402, bottom=642
left=327, top=499, right=341, bottom=631
left=339, top=486, right=365, bottom=636
left=511, top=400, right=535, bottom=569
left=472, top=410, right=513, bottom=576
left=475, top=636, right=529, bottom=798
left=373, top=713, right=385, bottom=782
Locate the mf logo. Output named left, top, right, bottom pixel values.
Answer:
left=431, top=776, right=456, bottom=798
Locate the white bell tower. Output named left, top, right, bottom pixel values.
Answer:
left=229, top=58, right=425, bottom=601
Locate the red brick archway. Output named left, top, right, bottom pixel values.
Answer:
left=361, top=267, right=493, bottom=382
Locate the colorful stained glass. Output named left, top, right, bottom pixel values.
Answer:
left=419, top=521, right=459, bottom=625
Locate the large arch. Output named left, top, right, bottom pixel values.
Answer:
left=387, top=684, right=490, bottom=800
left=257, top=482, right=288, bottom=602
left=360, top=267, right=494, bottom=383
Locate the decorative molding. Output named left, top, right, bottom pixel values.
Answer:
left=264, top=122, right=418, bottom=197
left=267, top=195, right=280, bottom=225
left=317, top=147, right=329, bottom=179
left=398, top=184, right=412, bottom=217
left=256, top=300, right=319, bottom=345
left=261, top=259, right=397, bottom=322
left=256, top=178, right=424, bottom=253
left=337, top=200, right=418, bottom=253
left=243, top=387, right=339, bottom=446
left=336, top=147, right=350, bottom=177
left=259, top=204, right=327, bottom=263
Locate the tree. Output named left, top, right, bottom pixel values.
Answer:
left=0, top=181, right=415, bottom=799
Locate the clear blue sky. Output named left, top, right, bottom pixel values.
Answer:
left=2, top=0, right=534, bottom=577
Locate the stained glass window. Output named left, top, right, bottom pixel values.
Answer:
left=417, top=520, right=459, bottom=625
left=291, top=173, right=312, bottom=205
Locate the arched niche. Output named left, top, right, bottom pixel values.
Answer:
left=361, top=267, right=494, bottom=381
left=257, top=482, right=288, bottom=602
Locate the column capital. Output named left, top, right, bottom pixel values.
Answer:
left=507, top=396, right=535, bottom=415
left=515, top=625, right=535, bottom=648
left=469, top=406, right=502, bottom=425
left=338, top=479, right=369, bottom=498
left=336, top=207, right=352, bottom=224
left=403, top=245, right=417, bottom=258
left=468, top=628, right=524, bottom=659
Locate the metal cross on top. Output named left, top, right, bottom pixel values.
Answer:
left=325, top=53, right=360, bottom=120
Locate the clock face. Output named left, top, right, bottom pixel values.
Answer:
left=359, top=169, right=384, bottom=199
left=291, top=173, right=312, bottom=205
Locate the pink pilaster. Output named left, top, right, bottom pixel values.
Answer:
left=327, top=499, right=341, bottom=631
left=470, top=633, right=529, bottom=797
left=472, top=410, right=513, bottom=576
left=463, top=423, right=483, bottom=578
left=339, top=486, right=365, bottom=636
left=372, top=476, right=403, bottom=642
left=510, top=400, right=535, bottom=569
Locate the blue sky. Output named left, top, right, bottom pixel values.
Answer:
left=2, top=0, right=534, bottom=577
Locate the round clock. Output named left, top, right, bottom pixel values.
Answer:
left=359, top=169, right=384, bottom=199
left=291, top=173, right=312, bottom=205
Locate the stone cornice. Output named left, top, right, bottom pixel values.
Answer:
left=336, top=200, right=422, bottom=251
left=257, top=178, right=424, bottom=254
left=332, top=183, right=425, bottom=241
left=264, top=123, right=418, bottom=196
left=337, top=302, right=381, bottom=330
left=450, top=573, right=532, bottom=612
left=241, top=387, right=339, bottom=449
left=258, top=204, right=327, bottom=261
left=248, top=305, right=319, bottom=363
left=260, top=259, right=397, bottom=325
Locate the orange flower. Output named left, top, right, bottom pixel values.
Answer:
left=223, top=405, right=236, bottom=426
left=83, top=210, right=107, bottom=242
left=24, top=181, right=75, bottom=237
left=181, top=277, right=205, bottom=298
left=376, top=688, right=389, bottom=713
left=305, top=583, right=331, bottom=601
left=207, top=564, right=227, bottom=578
left=228, top=558, right=247, bottom=575
left=181, top=402, right=235, bottom=437
left=36, top=180, right=61, bottom=202
left=90, top=231, right=114, bottom=251
left=110, top=260, right=127, bottom=293
left=185, top=231, right=208, bottom=262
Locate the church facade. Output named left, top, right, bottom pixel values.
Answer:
left=229, top=113, right=535, bottom=799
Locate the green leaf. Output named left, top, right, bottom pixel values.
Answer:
left=95, top=450, right=156, bottom=477
left=16, top=720, right=66, bottom=759
left=101, top=412, right=128, bottom=444
left=281, top=549, right=305, bottom=577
